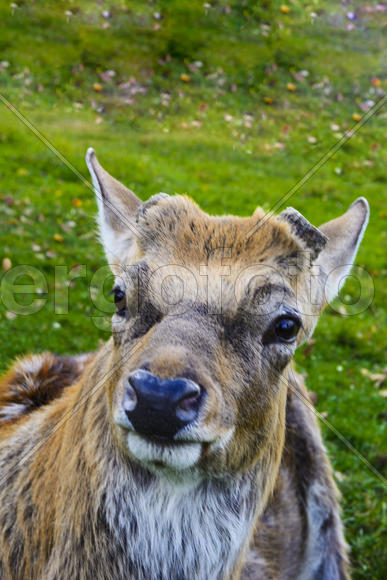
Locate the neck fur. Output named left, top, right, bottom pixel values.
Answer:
left=61, top=354, right=272, bottom=580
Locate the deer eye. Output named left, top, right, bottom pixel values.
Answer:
left=274, top=316, right=300, bottom=343
left=112, top=287, right=126, bottom=315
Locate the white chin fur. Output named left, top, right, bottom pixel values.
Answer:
left=127, top=432, right=202, bottom=471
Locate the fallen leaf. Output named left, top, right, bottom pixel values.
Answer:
left=360, top=99, right=375, bottom=112
left=72, top=198, right=82, bottom=208
left=5, top=311, right=17, bottom=320
left=4, top=195, right=14, bottom=206
left=59, top=223, right=74, bottom=233
left=263, top=97, right=273, bottom=105
left=180, top=73, right=190, bottom=83
left=99, top=70, right=116, bottom=83
left=352, top=113, right=362, bottom=121
left=2, top=257, right=11, bottom=271
left=286, top=82, right=296, bottom=92
left=93, top=83, right=103, bottom=92
left=371, top=77, right=381, bottom=87
left=361, top=368, right=387, bottom=388
left=53, top=234, right=64, bottom=243
left=280, top=5, right=291, bottom=14
left=369, top=372, right=387, bottom=387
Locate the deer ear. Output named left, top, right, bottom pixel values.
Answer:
left=315, top=198, right=370, bottom=303
left=86, top=148, right=142, bottom=269
left=279, top=207, right=328, bottom=260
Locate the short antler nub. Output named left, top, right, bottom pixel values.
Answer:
left=278, top=207, right=328, bottom=260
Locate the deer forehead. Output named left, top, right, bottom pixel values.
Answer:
left=135, top=196, right=303, bottom=265
left=112, top=197, right=304, bottom=311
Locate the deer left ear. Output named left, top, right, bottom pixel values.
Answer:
left=86, top=148, right=142, bottom=271
left=315, top=197, right=370, bottom=303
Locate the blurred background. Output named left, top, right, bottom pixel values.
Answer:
left=0, top=1, right=385, bottom=577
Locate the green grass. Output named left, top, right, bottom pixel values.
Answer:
left=0, top=0, right=386, bottom=576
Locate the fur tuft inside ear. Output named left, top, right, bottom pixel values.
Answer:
left=86, top=148, right=142, bottom=271
left=315, top=197, right=370, bottom=303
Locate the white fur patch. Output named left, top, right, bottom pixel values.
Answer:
left=104, top=462, right=258, bottom=580
left=127, top=432, right=202, bottom=471
left=18, top=354, right=45, bottom=376
left=0, top=402, right=27, bottom=420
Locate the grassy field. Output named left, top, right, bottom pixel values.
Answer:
left=0, top=0, right=386, bottom=576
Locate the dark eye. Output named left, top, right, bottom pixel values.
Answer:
left=274, top=317, right=300, bottom=343
left=112, top=287, right=126, bottom=315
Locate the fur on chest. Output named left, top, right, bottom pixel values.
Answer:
left=103, top=472, right=258, bottom=580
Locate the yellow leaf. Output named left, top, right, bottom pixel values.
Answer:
left=263, top=97, right=273, bottom=105
left=352, top=113, right=362, bottom=121
left=72, top=198, right=82, bottom=207
left=180, top=73, right=191, bottom=83
left=286, top=82, right=296, bottom=92
left=93, top=83, right=103, bottom=92
left=280, top=5, right=291, bottom=14
left=2, top=257, right=12, bottom=271
left=53, top=234, right=64, bottom=243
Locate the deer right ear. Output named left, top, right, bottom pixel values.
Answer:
left=315, top=197, right=370, bottom=304
left=86, top=148, right=142, bottom=270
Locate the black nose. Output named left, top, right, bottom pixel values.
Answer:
left=125, top=370, right=204, bottom=440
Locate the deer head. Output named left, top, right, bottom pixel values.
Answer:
left=86, top=149, right=369, bottom=480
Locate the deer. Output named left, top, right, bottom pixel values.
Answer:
left=0, top=148, right=369, bottom=579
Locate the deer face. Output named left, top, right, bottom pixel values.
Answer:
left=87, top=149, right=369, bottom=478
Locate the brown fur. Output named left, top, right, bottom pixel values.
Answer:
left=0, top=353, right=94, bottom=423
